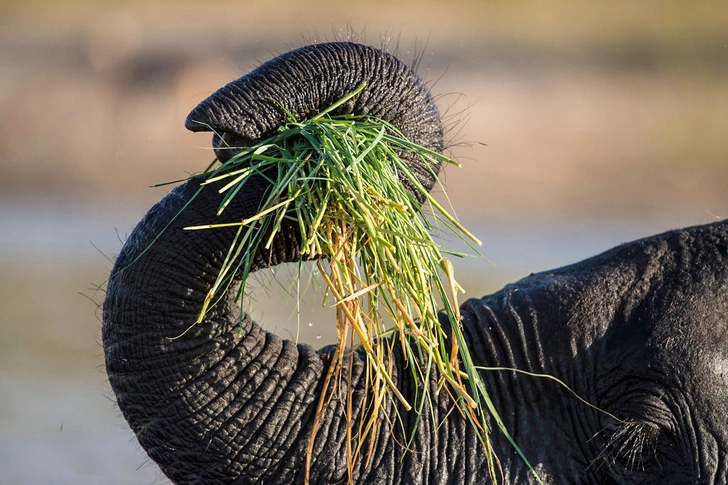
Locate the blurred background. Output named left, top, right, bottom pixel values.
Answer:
left=1, top=1, right=726, bottom=483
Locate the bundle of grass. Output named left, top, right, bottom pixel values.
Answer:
left=180, top=83, right=531, bottom=483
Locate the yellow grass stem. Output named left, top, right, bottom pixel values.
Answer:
left=175, top=84, right=542, bottom=484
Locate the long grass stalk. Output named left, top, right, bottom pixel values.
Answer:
left=179, top=83, right=537, bottom=484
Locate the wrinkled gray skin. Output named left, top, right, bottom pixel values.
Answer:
left=103, top=42, right=728, bottom=484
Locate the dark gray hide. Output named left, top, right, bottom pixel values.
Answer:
left=103, top=42, right=728, bottom=484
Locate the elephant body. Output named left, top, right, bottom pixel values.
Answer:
left=102, top=42, right=728, bottom=484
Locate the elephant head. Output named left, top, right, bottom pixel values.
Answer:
left=103, top=42, right=728, bottom=484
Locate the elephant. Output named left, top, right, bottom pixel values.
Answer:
left=102, top=42, right=728, bottom=484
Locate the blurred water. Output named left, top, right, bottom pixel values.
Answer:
left=0, top=202, right=716, bottom=484
left=0, top=376, right=165, bottom=485
left=0, top=198, right=150, bottom=258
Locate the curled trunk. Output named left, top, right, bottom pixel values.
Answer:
left=102, top=42, right=481, bottom=484
left=101, top=42, right=728, bottom=482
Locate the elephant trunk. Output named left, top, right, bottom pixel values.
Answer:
left=102, top=42, right=447, bottom=484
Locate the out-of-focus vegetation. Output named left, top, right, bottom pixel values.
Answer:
left=1, top=0, right=726, bottom=222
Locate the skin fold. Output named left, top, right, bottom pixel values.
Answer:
left=102, top=42, right=728, bottom=484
